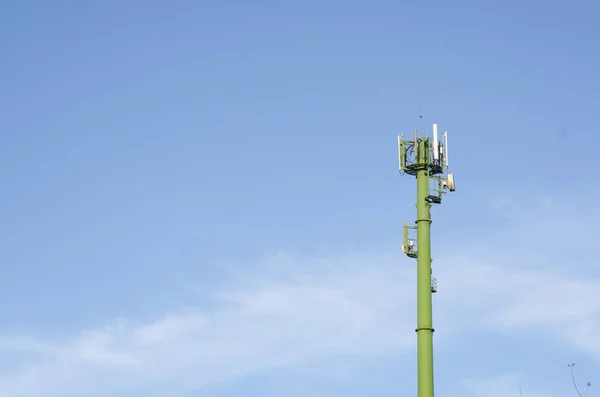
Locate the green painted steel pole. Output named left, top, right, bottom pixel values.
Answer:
left=416, top=144, right=434, bottom=397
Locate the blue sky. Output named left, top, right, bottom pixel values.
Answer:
left=0, top=0, right=599, bottom=396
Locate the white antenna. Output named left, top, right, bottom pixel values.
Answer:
left=443, top=131, right=449, bottom=168
left=397, top=135, right=403, bottom=171
left=432, top=124, right=439, bottom=161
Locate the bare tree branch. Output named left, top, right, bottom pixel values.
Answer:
left=584, top=381, right=591, bottom=397
left=568, top=363, right=592, bottom=397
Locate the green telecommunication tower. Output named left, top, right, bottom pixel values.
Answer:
left=398, top=123, right=455, bottom=397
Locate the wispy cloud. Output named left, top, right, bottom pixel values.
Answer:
left=460, top=373, right=555, bottom=397
left=0, top=252, right=417, bottom=396
left=0, top=194, right=599, bottom=396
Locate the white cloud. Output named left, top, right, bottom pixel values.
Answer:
left=0, top=196, right=599, bottom=396
left=460, top=373, right=554, bottom=397
left=432, top=254, right=600, bottom=356
left=0, top=252, right=417, bottom=396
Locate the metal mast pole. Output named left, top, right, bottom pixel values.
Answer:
left=399, top=124, right=455, bottom=397
left=416, top=162, right=434, bottom=397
